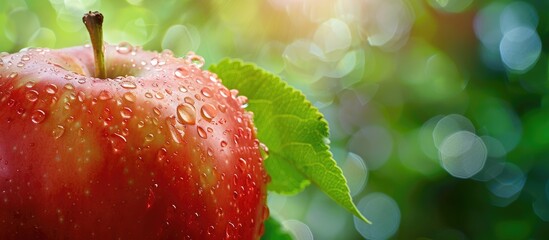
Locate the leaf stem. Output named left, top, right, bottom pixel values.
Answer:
left=82, top=11, right=106, bottom=79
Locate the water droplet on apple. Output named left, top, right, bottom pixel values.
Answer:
left=259, top=142, right=269, bottom=157
left=184, top=97, right=195, bottom=105
left=167, top=119, right=185, bottom=144
left=155, top=92, right=164, bottom=99
left=176, top=103, right=196, bottom=125
left=145, top=133, right=155, bottom=142
left=110, top=133, right=127, bottom=153
left=123, top=92, right=136, bottom=102
left=77, top=91, right=86, bottom=102
left=145, top=92, right=153, bottom=98
left=201, top=87, right=213, bottom=98
left=197, top=126, right=207, bottom=139
left=21, top=54, right=30, bottom=61
left=153, top=107, right=161, bottom=116
left=150, top=58, right=159, bottom=66
left=146, top=188, right=155, bottom=209
left=174, top=67, right=190, bottom=79
left=116, top=42, right=133, bottom=54
left=64, top=74, right=73, bottom=80
left=45, top=84, right=58, bottom=94
left=218, top=104, right=227, bottom=113
left=237, top=96, right=249, bottom=108
left=25, top=90, right=39, bottom=102
left=31, top=110, right=46, bottom=123
left=52, top=125, right=65, bottom=139
left=185, top=52, right=205, bottom=68
left=120, top=81, right=137, bottom=89
left=201, top=103, right=217, bottom=122
left=220, top=141, right=227, bottom=147
left=7, top=99, right=15, bottom=107
left=25, top=81, right=36, bottom=88
left=157, top=148, right=168, bottom=162
left=238, top=158, right=247, bottom=172
left=207, top=226, right=215, bottom=235
left=8, top=72, right=18, bottom=79
left=98, top=90, right=112, bottom=100
left=120, top=107, right=133, bottom=119
left=232, top=190, right=239, bottom=199
left=179, top=86, right=188, bottom=93
left=64, top=83, right=74, bottom=90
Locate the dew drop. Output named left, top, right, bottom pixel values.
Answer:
left=185, top=52, right=205, bottom=68
left=174, top=67, right=190, bottom=79
left=221, top=141, right=228, bottom=147
left=77, top=91, right=86, bottom=102
left=153, top=107, right=161, bottom=116
left=120, top=107, right=133, bottom=119
left=146, top=188, right=155, bottom=209
left=201, top=87, right=213, bottom=98
left=155, top=92, right=164, bottom=99
left=184, top=97, right=195, bottom=105
left=64, top=83, right=74, bottom=90
left=52, top=125, right=65, bottom=139
left=145, top=92, right=153, bottom=98
left=167, top=120, right=185, bottom=144
left=197, top=126, right=207, bottom=139
left=7, top=99, right=15, bottom=107
left=201, top=103, right=217, bottom=122
left=123, top=92, right=136, bottom=102
left=25, top=81, right=36, bottom=88
left=176, top=103, right=196, bottom=125
left=138, top=121, right=145, bottom=128
left=31, top=110, right=46, bottom=123
left=150, top=58, right=159, bottom=66
left=179, top=86, right=188, bottom=93
left=98, top=90, right=112, bottom=100
left=45, top=84, right=58, bottom=94
left=207, top=226, right=215, bottom=235
left=238, top=158, right=247, bottom=172
left=260, top=142, right=270, bottom=157
left=8, top=72, right=18, bottom=79
left=110, top=133, right=127, bottom=153
left=237, top=96, right=249, bottom=108
left=116, top=42, right=133, bottom=54
left=121, top=81, right=137, bottom=89
left=21, top=54, right=30, bottom=61
left=145, top=133, right=155, bottom=142
left=26, top=90, right=39, bottom=102
left=157, top=148, right=168, bottom=162
left=217, top=104, right=227, bottom=113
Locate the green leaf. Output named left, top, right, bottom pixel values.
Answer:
left=210, top=59, right=370, bottom=223
left=261, top=216, right=294, bottom=240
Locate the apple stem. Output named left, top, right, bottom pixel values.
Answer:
left=83, top=11, right=107, bottom=79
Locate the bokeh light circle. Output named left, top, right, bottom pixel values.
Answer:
left=283, top=220, right=314, bottom=240
left=354, top=192, right=400, bottom=240
left=439, top=131, right=487, bottom=179
left=499, top=26, right=541, bottom=72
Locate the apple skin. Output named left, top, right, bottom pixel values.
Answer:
left=0, top=44, right=269, bottom=239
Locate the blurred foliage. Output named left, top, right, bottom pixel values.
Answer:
left=2, top=0, right=549, bottom=239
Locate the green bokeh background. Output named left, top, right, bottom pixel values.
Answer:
left=2, top=0, right=549, bottom=239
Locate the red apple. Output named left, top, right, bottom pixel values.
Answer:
left=0, top=11, right=269, bottom=239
